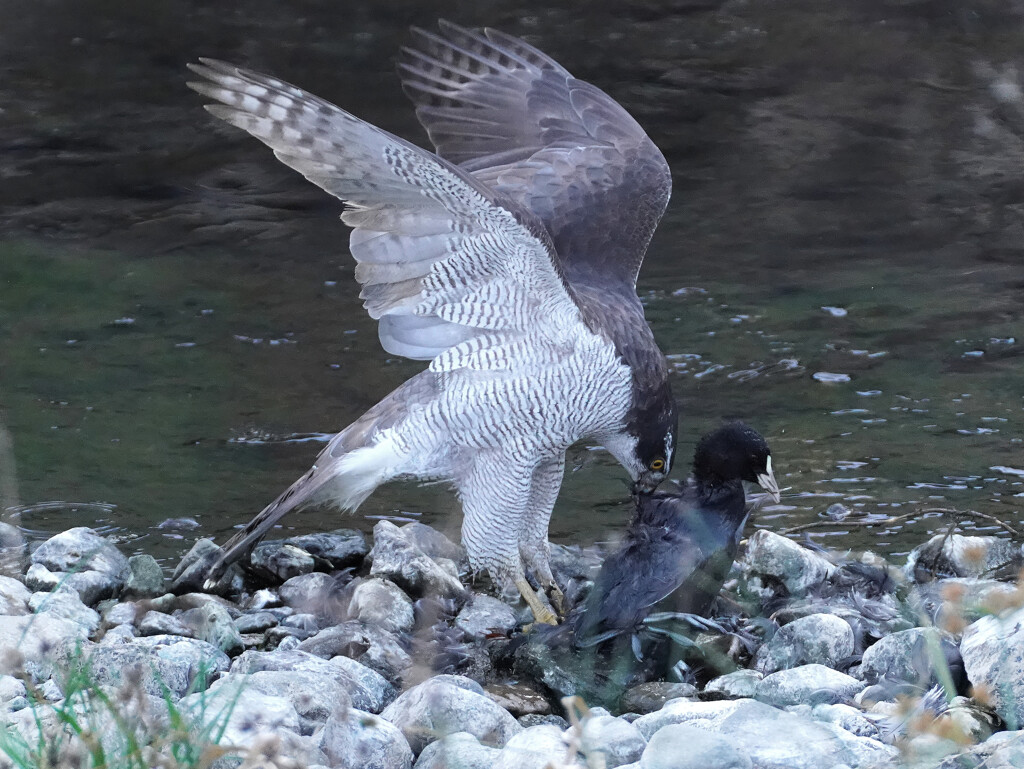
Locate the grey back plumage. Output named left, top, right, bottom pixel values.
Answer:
left=399, top=21, right=672, bottom=295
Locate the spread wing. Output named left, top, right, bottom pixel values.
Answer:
left=187, top=59, right=587, bottom=365
left=398, top=21, right=672, bottom=292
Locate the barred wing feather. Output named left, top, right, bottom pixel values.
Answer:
left=398, top=21, right=672, bottom=291
left=187, top=59, right=585, bottom=366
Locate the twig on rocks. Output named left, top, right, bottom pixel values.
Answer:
left=778, top=510, right=923, bottom=535
left=777, top=508, right=1022, bottom=539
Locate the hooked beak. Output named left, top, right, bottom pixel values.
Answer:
left=756, top=456, right=781, bottom=504
left=632, top=472, right=662, bottom=496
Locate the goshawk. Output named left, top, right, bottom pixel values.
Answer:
left=189, top=21, right=677, bottom=623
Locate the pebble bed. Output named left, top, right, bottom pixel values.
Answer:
left=2, top=515, right=1024, bottom=769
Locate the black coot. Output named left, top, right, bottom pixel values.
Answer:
left=572, top=422, right=780, bottom=648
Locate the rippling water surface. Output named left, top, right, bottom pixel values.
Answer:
left=1, top=0, right=1021, bottom=564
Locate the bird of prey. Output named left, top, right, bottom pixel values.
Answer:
left=571, top=423, right=779, bottom=647
left=188, top=21, right=677, bottom=624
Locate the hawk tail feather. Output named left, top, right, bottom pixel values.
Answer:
left=203, top=438, right=403, bottom=588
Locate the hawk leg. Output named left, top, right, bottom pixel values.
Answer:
left=519, top=455, right=568, bottom=619
left=460, top=455, right=559, bottom=625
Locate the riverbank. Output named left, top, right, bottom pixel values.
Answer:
left=1, top=516, right=1023, bottom=768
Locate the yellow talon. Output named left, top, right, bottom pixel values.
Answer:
left=516, top=576, right=559, bottom=625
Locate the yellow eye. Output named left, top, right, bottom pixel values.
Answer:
left=650, top=458, right=665, bottom=471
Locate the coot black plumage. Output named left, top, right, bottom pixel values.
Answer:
left=572, top=422, right=780, bottom=648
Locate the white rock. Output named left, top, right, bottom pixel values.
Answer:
left=179, top=685, right=301, bottom=746
left=414, top=731, right=500, bottom=769
left=348, top=578, right=415, bottom=635
left=704, top=670, right=762, bottom=700
left=455, top=594, right=518, bottom=640
left=231, top=648, right=395, bottom=713
left=755, top=613, right=854, bottom=674
left=859, top=626, right=947, bottom=685
left=755, top=664, right=865, bottom=707
left=369, top=521, right=467, bottom=601
left=381, top=675, right=521, bottom=754
left=321, top=707, right=413, bottom=769
left=0, top=614, right=88, bottom=669
left=961, top=605, right=1024, bottom=726
left=490, top=724, right=567, bottom=769
left=581, top=714, right=646, bottom=768
left=29, top=588, right=100, bottom=635
left=744, top=530, right=834, bottom=597
left=633, top=699, right=748, bottom=740
left=639, top=723, right=752, bottom=769
left=0, top=576, right=30, bottom=616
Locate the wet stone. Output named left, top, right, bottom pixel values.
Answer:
left=511, top=639, right=590, bottom=703
left=0, top=675, right=26, bottom=704
left=455, top=593, right=518, bottom=640
left=399, top=522, right=466, bottom=566
left=25, top=563, right=121, bottom=606
left=232, top=648, right=394, bottom=713
left=347, top=577, right=415, bottom=635
left=170, top=538, right=229, bottom=593
left=250, top=541, right=316, bottom=582
left=484, top=683, right=551, bottom=717
left=810, top=703, right=879, bottom=739
left=278, top=571, right=338, bottom=613
left=369, top=521, right=468, bottom=603
left=123, top=554, right=164, bottom=598
left=23, top=563, right=60, bottom=593
left=518, top=713, right=568, bottom=730
left=246, top=587, right=282, bottom=610
left=299, top=620, right=413, bottom=681
left=178, top=684, right=302, bottom=747
left=281, top=612, right=319, bottom=632
left=30, top=527, right=129, bottom=582
left=914, top=578, right=1021, bottom=629
left=103, top=600, right=138, bottom=626
left=55, top=636, right=228, bottom=700
left=137, top=609, right=194, bottom=638
left=0, top=522, right=23, bottom=551
left=215, top=669, right=353, bottom=730
left=178, top=602, right=243, bottom=654
left=620, top=682, right=698, bottom=714
left=234, top=610, right=279, bottom=633
left=266, top=624, right=319, bottom=645
left=286, top=528, right=368, bottom=569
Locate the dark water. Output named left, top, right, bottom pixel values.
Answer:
left=1, top=0, right=1022, bottom=566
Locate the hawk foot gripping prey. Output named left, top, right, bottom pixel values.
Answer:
left=190, top=21, right=678, bottom=618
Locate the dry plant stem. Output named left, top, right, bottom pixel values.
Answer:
left=778, top=508, right=1022, bottom=538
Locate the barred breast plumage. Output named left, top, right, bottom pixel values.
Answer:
left=188, top=21, right=678, bottom=624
